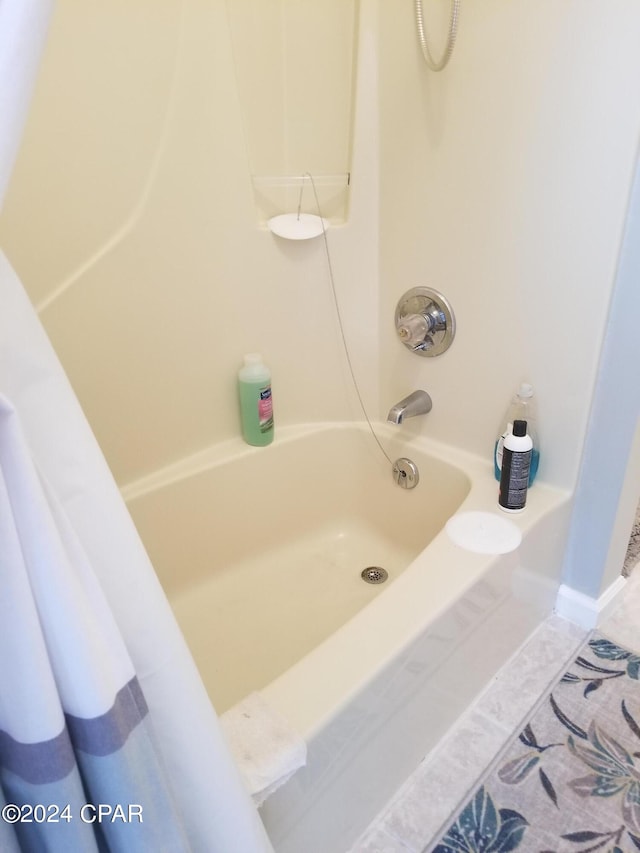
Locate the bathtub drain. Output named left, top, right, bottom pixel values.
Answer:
left=361, top=566, right=389, bottom=584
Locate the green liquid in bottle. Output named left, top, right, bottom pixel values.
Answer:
left=239, top=379, right=274, bottom=446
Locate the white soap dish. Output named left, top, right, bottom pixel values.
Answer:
left=267, top=213, right=328, bottom=241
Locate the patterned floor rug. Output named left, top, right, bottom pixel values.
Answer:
left=623, top=510, right=640, bottom=576
left=430, top=633, right=640, bottom=853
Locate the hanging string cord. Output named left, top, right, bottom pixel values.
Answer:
left=304, top=173, right=393, bottom=466
left=415, top=0, right=461, bottom=72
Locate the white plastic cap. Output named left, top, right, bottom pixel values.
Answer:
left=243, top=353, right=263, bottom=367
left=518, top=383, right=533, bottom=398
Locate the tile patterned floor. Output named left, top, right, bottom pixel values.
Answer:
left=350, top=546, right=640, bottom=853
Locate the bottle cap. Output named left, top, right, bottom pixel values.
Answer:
left=518, top=383, right=533, bottom=398
left=243, top=353, right=263, bottom=366
left=513, top=419, right=527, bottom=437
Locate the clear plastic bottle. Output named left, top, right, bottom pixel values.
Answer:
left=238, top=353, right=274, bottom=446
left=494, top=383, right=539, bottom=485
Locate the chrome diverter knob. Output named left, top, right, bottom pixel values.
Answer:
left=394, top=287, right=456, bottom=357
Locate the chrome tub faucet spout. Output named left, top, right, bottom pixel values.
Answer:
left=387, top=390, right=433, bottom=425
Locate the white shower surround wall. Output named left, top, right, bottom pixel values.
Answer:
left=378, top=2, right=640, bottom=495
left=3, top=1, right=639, bottom=560
left=123, top=422, right=571, bottom=853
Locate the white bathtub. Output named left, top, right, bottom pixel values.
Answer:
left=123, top=422, right=571, bottom=853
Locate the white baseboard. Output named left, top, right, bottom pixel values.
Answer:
left=554, top=575, right=628, bottom=629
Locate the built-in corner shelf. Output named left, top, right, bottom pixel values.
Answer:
left=251, top=173, right=350, bottom=228
left=226, top=0, right=357, bottom=227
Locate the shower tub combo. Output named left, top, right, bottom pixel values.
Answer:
left=123, top=421, right=570, bottom=853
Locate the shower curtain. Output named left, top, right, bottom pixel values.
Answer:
left=0, top=256, right=275, bottom=853
left=0, top=2, right=274, bottom=851
left=0, top=0, right=52, bottom=209
left=0, top=394, right=189, bottom=851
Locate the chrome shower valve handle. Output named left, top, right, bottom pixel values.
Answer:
left=394, top=287, right=456, bottom=357
left=397, top=312, right=431, bottom=347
